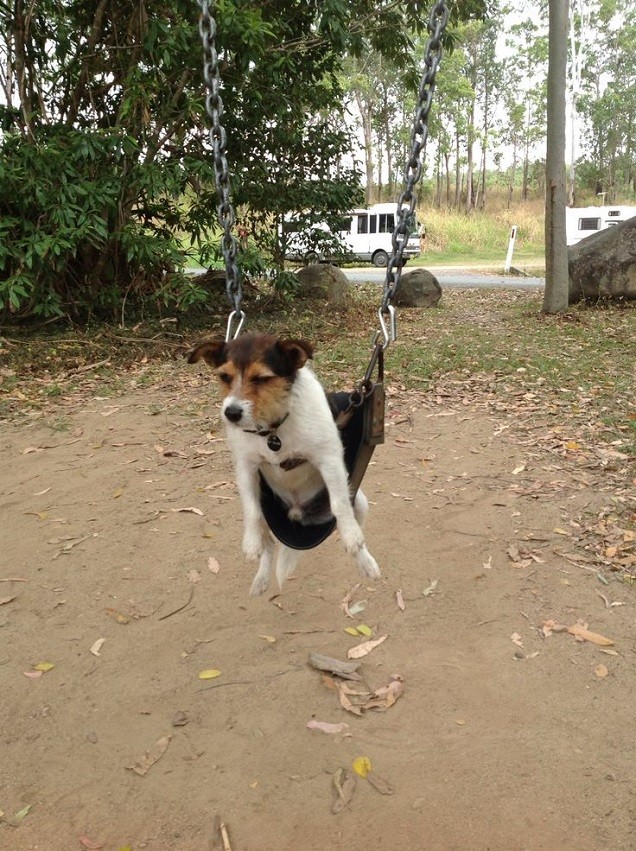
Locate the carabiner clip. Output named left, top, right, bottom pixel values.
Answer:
left=225, top=309, right=245, bottom=341
left=378, top=304, right=397, bottom=349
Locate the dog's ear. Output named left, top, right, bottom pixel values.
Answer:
left=277, top=339, right=314, bottom=371
left=187, top=340, right=227, bottom=367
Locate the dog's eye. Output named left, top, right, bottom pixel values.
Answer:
left=217, top=373, right=232, bottom=384
left=252, top=375, right=273, bottom=385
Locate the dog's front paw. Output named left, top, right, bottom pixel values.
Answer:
left=339, top=523, right=365, bottom=556
left=356, top=546, right=381, bottom=580
left=242, top=529, right=264, bottom=561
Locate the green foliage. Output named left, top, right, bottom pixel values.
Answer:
left=0, top=127, right=216, bottom=319
left=0, top=0, right=488, bottom=323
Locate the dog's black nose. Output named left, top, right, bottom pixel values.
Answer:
left=224, top=404, right=243, bottom=423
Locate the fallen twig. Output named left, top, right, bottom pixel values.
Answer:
left=158, top=585, right=195, bottom=620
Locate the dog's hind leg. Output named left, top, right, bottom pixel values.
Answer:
left=353, top=489, right=369, bottom=527
left=250, top=536, right=276, bottom=596
left=275, top=545, right=301, bottom=590
left=352, top=491, right=380, bottom=579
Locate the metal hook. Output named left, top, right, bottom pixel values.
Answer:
left=225, top=310, right=245, bottom=341
left=378, top=305, right=397, bottom=349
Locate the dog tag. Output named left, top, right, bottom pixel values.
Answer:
left=267, top=433, right=282, bottom=452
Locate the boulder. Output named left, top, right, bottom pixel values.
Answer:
left=392, top=268, right=442, bottom=307
left=568, top=215, right=636, bottom=302
left=295, top=263, right=351, bottom=306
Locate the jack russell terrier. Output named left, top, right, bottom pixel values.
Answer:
left=188, top=332, right=381, bottom=595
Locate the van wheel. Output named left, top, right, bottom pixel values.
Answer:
left=372, top=250, right=389, bottom=268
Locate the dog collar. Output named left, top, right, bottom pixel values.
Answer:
left=243, top=413, right=289, bottom=452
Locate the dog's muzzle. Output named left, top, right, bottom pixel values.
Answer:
left=224, top=404, right=243, bottom=423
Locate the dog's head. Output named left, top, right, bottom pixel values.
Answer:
left=188, top=333, right=313, bottom=430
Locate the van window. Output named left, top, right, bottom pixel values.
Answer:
left=579, top=217, right=601, bottom=231
left=357, top=214, right=368, bottom=234
left=369, top=215, right=377, bottom=234
left=378, top=213, right=394, bottom=233
left=338, top=217, right=352, bottom=233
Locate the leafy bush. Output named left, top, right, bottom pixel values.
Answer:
left=0, top=127, right=219, bottom=321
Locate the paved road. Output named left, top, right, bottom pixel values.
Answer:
left=345, top=265, right=545, bottom=289
left=187, top=265, right=545, bottom=289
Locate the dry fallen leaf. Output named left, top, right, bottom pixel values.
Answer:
left=89, top=638, right=106, bottom=657
left=362, top=675, right=405, bottom=711
left=395, top=589, right=405, bottom=611
left=340, top=583, right=361, bottom=618
left=567, top=623, right=614, bottom=646
left=347, top=634, right=387, bottom=659
left=422, top=579, right=438, bottom=597
left=332, top=769, right=356, bottom=814
left=334, top=679, right=371, bottom=716
left=208, top=557, right=220, bottom=574
left=127, top=735, right=172, bottom=776
left=173, top=507, right=204, bottom=516
left=79, top=836, right=105, bottom=850
left=306, top=719, right=350, bottom=735
left=105, top=607, right=131, bottom=625
left=511, top=632, right=524, bottom=648
left=594, top=663, right=609, bottom=678
left=0, top=595, right=16, bottom=605
left=366, top=772, right=394, bottom=796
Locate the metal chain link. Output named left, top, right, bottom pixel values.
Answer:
left=376, top=0, right=449, bottom=354
left=198, top=0, right=244, bottom=340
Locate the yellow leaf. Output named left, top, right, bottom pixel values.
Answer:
left=352, top=756, right=372, bottom=778
left=113, top=488, right=123, bottom=499
left=565, top=441, right=580, bottom=451
left=198, top=669, right=221, bottom=680
left=259, top=635, right=276, bottom=643
left=344, top=626, right=360, bottom=636
left=33, top=661, right=54, bottom=672
left=356, top=624, right=373, bottom=637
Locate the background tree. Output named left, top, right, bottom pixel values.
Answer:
left=2, top=0, right=488, bottom=320
left=543, top=0, right=570, bottom=314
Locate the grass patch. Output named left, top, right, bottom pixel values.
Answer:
left=1, top=288, right=634, bottom=454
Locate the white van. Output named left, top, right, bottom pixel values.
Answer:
left=566, top=205, right=636, bottom=246
left=284, top=203, right=421, bottom=267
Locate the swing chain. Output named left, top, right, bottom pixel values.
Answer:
left=198, top=0, right=245, bottom=340
left=375, top=0, right=449, bottom=356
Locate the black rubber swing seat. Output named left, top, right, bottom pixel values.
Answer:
left=259, top=388, right=384, bottom=550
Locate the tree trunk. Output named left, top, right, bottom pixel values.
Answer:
left=542, top=0, right=570, bottom=314
left=354, top=91, right=374, bottom=205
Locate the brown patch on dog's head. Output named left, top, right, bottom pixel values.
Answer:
left=188, top=334, right=314, bottom=426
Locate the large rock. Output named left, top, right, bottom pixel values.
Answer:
left=294, top=263, right=351, bottom=305
left=569, top=215, right=636, bottom=302
left=392, top=268, right=442, bottom=307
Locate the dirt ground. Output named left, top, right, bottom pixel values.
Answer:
left=1, top=354, right=635, bottom=851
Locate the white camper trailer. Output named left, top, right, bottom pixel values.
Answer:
left=284, top=203, right=421, bottom=267
left=566, top=205, right=636, bottom=246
